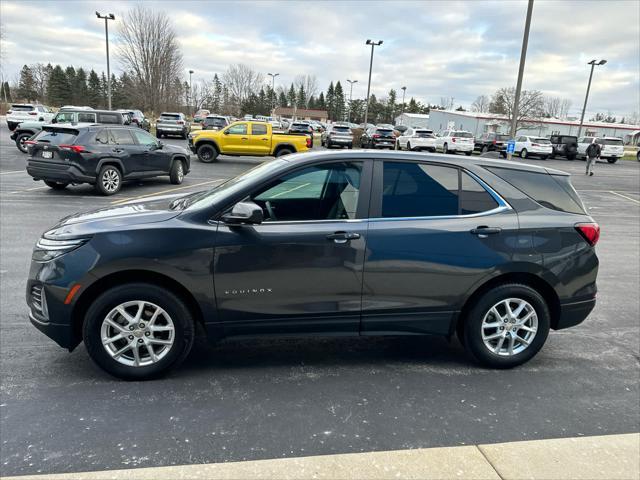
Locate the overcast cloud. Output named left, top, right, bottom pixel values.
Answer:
left=1, top=0, right=638, bottom=118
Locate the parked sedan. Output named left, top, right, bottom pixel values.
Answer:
left=27, top=150, right=599, bottom=379
left=396, top=127, right=436, bottom=152
left=514, top=136, right=553, bottom=160
left=156, top=112, right=190, bottom=139
left=26, top=124, right=190, bottom=195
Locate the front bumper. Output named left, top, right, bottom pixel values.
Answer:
left=27, top=160, right=94, bottom=184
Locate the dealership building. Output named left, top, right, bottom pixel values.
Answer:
left=427, top=110, right=640, bottom=144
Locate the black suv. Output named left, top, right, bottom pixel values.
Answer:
left=27, top=151, right=599, bottom=379
left=361, top=127, right=397, bottom=149
left=26, top=124, right=190, bottom=195
left=475, top=133, right=511, bottom=155
left=550, top=135, right=578, bottom=160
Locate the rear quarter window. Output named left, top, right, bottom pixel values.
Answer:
left=486, top=167, right=586, bottom=214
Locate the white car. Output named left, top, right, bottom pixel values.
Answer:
left=577, top=136, right=625, bottom=164
left=396, top=128, right=436, bottom=152
left=6, top=104, right=54, bottom=131
left=514, top=135, right=553, bottom=159
left=435, top=130, right=474, bottom=155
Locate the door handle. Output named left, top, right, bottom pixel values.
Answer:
left=241, top=137, right=248, bottom=140
left=326, top=232, right=361, bottom=244
left=261, top=138, right=269, bottom=141
left=470, top=226, right=502, bottom=238
left=112, top=148, right=123, bottom=153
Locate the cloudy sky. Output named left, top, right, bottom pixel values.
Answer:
left=1, top=0, right=638, bottom=118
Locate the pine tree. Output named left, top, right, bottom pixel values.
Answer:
left=212, top=74, right=222, bottom=113
left=100, top=72, right=108, bottom=109
left=64, top=66, right=76, bottom=105
left=278, top=90, right=287, bottom=108
left=73, top=68, right=88, bottom=106
left=46, top=65, right=71, bottom=106
left=407, top=97, right=420, bottom=113
left=287, top=83, right=297, bottom=108
left=17, top=65, right=37, bottom=101
left=87, top=70, right=102, bottom=108
left=297, top=84, right=306, bottom=110
left=334, top=81, right=345, bottom=121
left=326, top=82, right=335, bottom=120
left=386, top=89, right=397, bottom=123
left=317, top=92, right=326, bottom=110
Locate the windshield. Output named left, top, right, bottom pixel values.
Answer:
left=187, top=159, right=289, bottom=211
left=534, top=138, right=551, bottom=144
left=453, top=131, right=473, bottom=138
left=596, top=138, right=623, bottom=145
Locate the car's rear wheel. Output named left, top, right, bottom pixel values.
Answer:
left=443, top=143, right=449, bottom=154
left=169, top=159, right=185, bottom=184
left=15, top=132, right=32, bottom=153
left=607, top=158, right=618, bottom=164
left=95, top=165, right=122, bottom=196
left=407, top=142, right=412, bottom=151
left=83, top=283, right=195, bottom=380
left=463, top=283, right=550, bottom=368
left=197, top=144, right=218, bottom=163
left=275, top=148, right=293, bottom=157
left=465, top=151, right=472, bottom=156
left=44, top=180, right=69, bottom=190
left=156, top=130, right=163, bottom=139
left=520, top=148, right=528, bottom=159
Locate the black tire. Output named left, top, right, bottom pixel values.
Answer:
left=15, top=132, right=32, bottom=153
left=463, top=283, right=550, bottom=369
left=607, top=158, right=618, bottom=164
left=465, top=151, right=472, bottom=156
left=156, top=130, right=162, bottom=139
left=481, top=145, right=489, bottom=154
left=169, top=159, right=185, bottom=184
left=443, top=143, right=449, bottom=154
left=181, top=131, right=188, bottom=140
left=44, top=180, right=69, bottom=190
left=520, top=148, right=528, bottom=159
left=549, top=153, right=556, bottom=159
left=275, top=148, right=293, bottom=157
left=499, top=152, right=507, bottom=158
left=541, top=155, right=549, bottom=160
left=566, top=155, right=576, bottom=161
left=197, top=144, right=218, bottom=163
left=83, top=283, right=195, bottom=380
left=95, top=165, right=122, bottom=196
left=407, top=142, right=412, bottom=151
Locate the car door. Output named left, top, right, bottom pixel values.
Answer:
left=109, top=128, right=142, bottom=174
left=361, top=159, right=518, bottom=336
left=131, top=129, right=170, bottom=173
left=248, top=123, right=270, bottom=155
left=219, top=123, right=249, bottom=153
left=213, top=160, right=373, bottom=336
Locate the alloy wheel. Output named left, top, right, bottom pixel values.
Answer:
left=481, top=298, right=538, bottom=356
left=177, top=162, right=184, bottom=182
left=100, top=300, right=175, bottom=367
left=102, top=169, right=120, bottom=193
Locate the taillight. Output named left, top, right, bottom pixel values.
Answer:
left=373, top=134, right=380, bottom=139
left=177, top=120, right=185, bottom=125
left=575, top=223, right=600, bottom=246
left=24, top=140, right=37, bottom=146
left=59, top=144, right=91, bottom=153
left=28, top=112, right=37, bottom=116
left=7, top=110, right=12, bottom=114
left=532, top=143, right=540, bottom=147
left=306, top=137, right=311, bottom=148
left=452, top=137, right=457, bottom=142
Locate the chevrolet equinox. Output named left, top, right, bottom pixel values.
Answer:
left=27, top=151, right=599, bottom=379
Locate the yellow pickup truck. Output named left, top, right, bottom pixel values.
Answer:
left=188, top=121, right=312, bottom=163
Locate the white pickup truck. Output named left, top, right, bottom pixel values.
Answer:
left=6, top=104, right=54, bottom=131
left=577, top=136, right=625, bottom=164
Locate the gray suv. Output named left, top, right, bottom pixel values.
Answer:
left=156, top=112, right=190, bottom=139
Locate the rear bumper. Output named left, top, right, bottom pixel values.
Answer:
left=449, top=143, right=474, bottom=151
left=328, top=137, right=353, bottom=145
left=157, top=125, right=186, bottom=132
left=26, top=160, right=94, bottom=184
left=555, top=298, right=596, bottom=330
left=372, top=140, right=395, bottom=148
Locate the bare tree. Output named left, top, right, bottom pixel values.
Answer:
left=489, top=87, right=544, bottom=133
left=543, top=96, right=561, bottom=118
left=222, top=64, right=263, bottom=114
left=294, top=75, right=318, bottom=108
left=440, top=96, right=455, bottom=110
left=471, top=95, right=490, bottom=113
left=31, top=63, right=51, bottom=101
left=559, top=98, right=572, bottom=119
left=117, top=5, right=184, bottom=114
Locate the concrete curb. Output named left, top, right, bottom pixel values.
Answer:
left=3, top=433, right=638, bottom=480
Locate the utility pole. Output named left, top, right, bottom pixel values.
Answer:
left=509, top=0, right=534, bottom=151
left=346, top=79, right=358, bottom=123
left=267, top=72, right=280, bottom=116
left=95, top=12, right=115, bottom=110
left=188, top=69, right=194, bottom=116
left=363, top=39, right=383, bottom=126
left=577, top=59, right=607, bottom=137
left=400, top=86, right=407, bottom=124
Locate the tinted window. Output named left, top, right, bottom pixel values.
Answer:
left=460, top=172, right=498, bottom=214
left=77, top=112, right=96, bottom=123
left=160, top=114, right=181, bottom=120
left=55, top=112, right=75, bottom=123
left=486, top=167, right=585, bottom=215
left=333, top=126, right=351, bottom=133
left=205, top=117, right=227, bottom=127
left=227, top=123, right=248, bottom=135
left=110, top=129, right=135, bottom=145
left=382, top=162, right=459, bottom=218
left=132, top=130, right=157, bottom=146
left=11, top=105, right=34, bottom=111
left=252, top=162, right=362, bottom=221
left=97, top=113, right=120, bottom=124
left=596, top=138, right=623, bottom=145
left=95, top=129, right=110, bottom=144
left=33, top=128, right=78, bottom=145
left=251, top=124, right=268, bottom=135
left=376, top=129, right=393, bottom=135
left=453, top=131, right=473, bottom=138
left=534, top=138, right=551, bottom=144
left=496, top=134, right=510, bottom=141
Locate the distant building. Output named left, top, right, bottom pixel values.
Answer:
left=428, top=110, right=640, bottom=144
left=273, top=107, right=328, bottom=122
left=394, top=113, right=430, bottom=128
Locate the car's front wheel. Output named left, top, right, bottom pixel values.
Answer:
left=169, top=159, right=185, bottom=184
left=520, top=148, right=528, bottom=159
left=83, top=283, right=195, bottom=380
left=197, top=144, right=218, bottom=163
left=462, top=283, right=550, bottom=368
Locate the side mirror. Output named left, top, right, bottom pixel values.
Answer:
left=223, top=129, right=230, bottom=135
left=51, top=117, right=58, bottom=124
left=155, top=141, right=164, bottom=150
left=222, top=201, right=263, bottom=225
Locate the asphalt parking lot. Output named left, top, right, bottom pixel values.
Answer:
left=1, top=124, right=638, bottom=476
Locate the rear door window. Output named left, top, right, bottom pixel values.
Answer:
left=486, top=167, right=585, bottom=214
left=77, top=112, right=96, bottom=123
left=110, top=129, right=135, bottom=145
left=132, top=129, right=158, bottom=146
left=250, top=124, right=268, bottom=135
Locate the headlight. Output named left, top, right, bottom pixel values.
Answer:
left=33, top=236, right=91, bottom=262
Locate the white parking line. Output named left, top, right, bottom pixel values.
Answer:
left=8, top=185, right=48, bottom=194
left=609, top=191, right=640, bottom=204
left=0, top=170, right=25, bottom=175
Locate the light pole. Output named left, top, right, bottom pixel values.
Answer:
left=363, top=39, right=383, bottom=126
left=507, top=0, right=534, bottom=160
left=577, top=59, right=607, bottom=137
left=400, top=86, right=407, bottom=124
left=346, top=79, right=357, bottom=123
left=188, top=69, right=194, bottom=117
left=267, top=72, right=279, bottom=115
left=95, top=12, right=115, bottom=110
